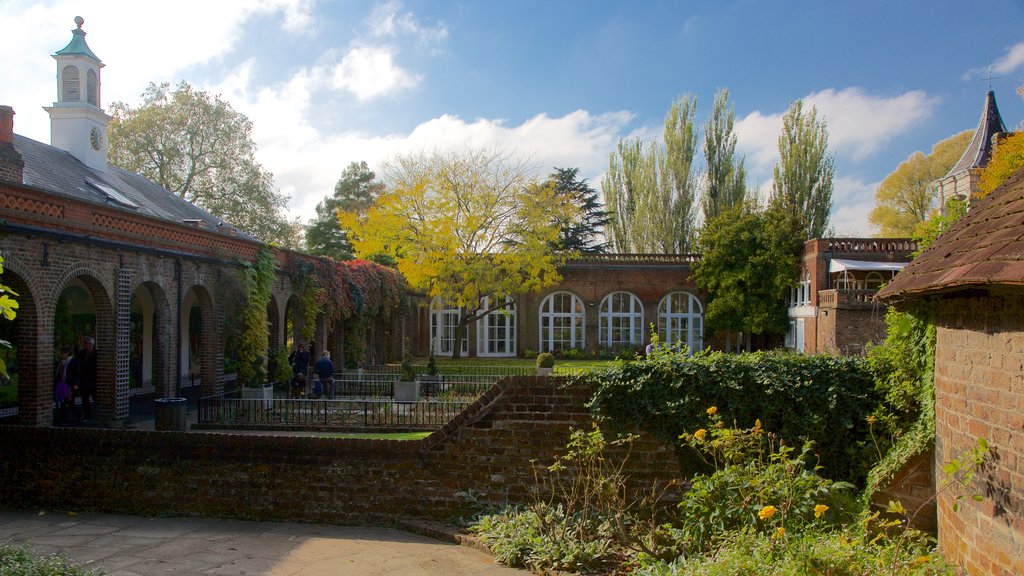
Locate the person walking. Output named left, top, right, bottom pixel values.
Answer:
left=53, top=345, right=77, bottom=424
left=74, top=336, right=97, bottom=421
left=314, top=351, right=335, bottom=399
left=289, top=343, right=310, bottom=377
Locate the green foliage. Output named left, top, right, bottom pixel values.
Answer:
left=535, top=352, right=555, bottom=368
left=108, top=81, right=300, bottom=247
left=869, top=131, right=971, bottom=237
left=236, top=249, right=275, bottom=387
left=772, top=100, right=835, bottom=241
left=268, top=346, right=292, bottom=384
left=603, top=95, right=699, bottom=253
left=913, top=197, right=966, bottom=255
left=0, top=255, right=18, bottom=380
left=977, top=131, right=1024, bottom=199
left=426, top=352, right=439, bottom=376
left=694, top=204, right=800, bottom=338
left=543, top=167, right=610, bottom=254
left=400, top=343, right=416, bottom=381
left=586, top=350, right=878, bottom=485
left=306, top=160, right=384, bottom=260
left=702, top=88, right=747, bottom=222
left=0, top=544, right=104, bottom=575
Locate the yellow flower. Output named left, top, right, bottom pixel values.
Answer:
left=866, top=415, right=877, bottom=425
left=774, top=526, right=785, bottom=539
left=758, top=505, right=777, bottom=520
left=814, top=504, right=829, bottom=518
left=706, top=406, right=718, bottom=416
left=693, top=429, right=707, bottom=441
left=914, top=555, right=930, bottom=565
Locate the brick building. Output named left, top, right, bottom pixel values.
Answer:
left=878, top=168, right=1024, bottom=575
left=934, top=90, right=1008, bottom=210
left=0, top=20, right=399, bottom=427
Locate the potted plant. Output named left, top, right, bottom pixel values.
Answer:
left=419, top=349, right=443, bottom=397
left=394, top=343, right=419, bottom=405
left=536, top=352, right=555, bottom=376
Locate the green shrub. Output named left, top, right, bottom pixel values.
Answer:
left=535, top=352, right=555, bottom=368
left=586, top=350, right=878, bottom=485
left=0, top=544, right=104, bottom=575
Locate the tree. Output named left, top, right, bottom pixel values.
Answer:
left=703, top=88, right=747, bottom=222
left=339, top=148, right=577, bottom=359
left=694, top=203, right=800, bottom=348
left=108, top=81, right=300, bottom=247
left=869, top=130, right=971, bottom=236
left=306, top=161, right=385, bottom=260
left=602, top=95, right=699, bottom=253
left=542, top=167, right=609, bottom=254
left=977, top=132, right=1024, bottom=200
left=771, top=100, right=835, bottom=241
left=0, top=255, right=18, bottom=382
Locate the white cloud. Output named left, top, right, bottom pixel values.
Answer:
left=368, top=0, right=448, bottom=45
left=964, top=41, right=1024, bottom=80
left=330, top=44, right=421, bottom=100
left=829, top=177, right=878, bottom=237
left=735, top=87, right=938, bottom=174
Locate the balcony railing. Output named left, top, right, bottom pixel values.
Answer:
left=817, top=289, right=879, bottom=307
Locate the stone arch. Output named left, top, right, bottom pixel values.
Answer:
left=49, top=265, right=116, bottom=422
left=0, top=260, right=42, bottom=425
left=129, top=280, right=172, bottom=398
left=181, top=283, right=220, bottom=397
left=284, top=294, right=303, bottom=349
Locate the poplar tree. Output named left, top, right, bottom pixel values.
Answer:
left=703, top=88, right=747, bottom=222
left=771, top=100, right=835, bottom=241
left=602, top=95, right=698, bottom=253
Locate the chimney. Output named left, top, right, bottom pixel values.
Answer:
left=0, top=106, right=25, bottom=183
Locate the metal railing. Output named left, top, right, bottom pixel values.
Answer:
left=197, top=391, right=471, bottom=430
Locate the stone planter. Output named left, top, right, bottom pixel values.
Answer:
left=394, top=380, right=420, bottom=402
left=417, top=374, right=443, bottom=398
left=536, top=367, right=554, bottom=376
left=242, top=384, right=274, bottom=409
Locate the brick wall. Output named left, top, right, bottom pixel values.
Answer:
left=871, top=448, right=937, bottom=533
left=0, top=377, right=680, bottom=524
left=933, top=291, right=1024, bottom=575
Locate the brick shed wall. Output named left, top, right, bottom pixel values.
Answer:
left=933, top=292, right=1024, bottom=576
left=0, top=377, right=679, bottom=525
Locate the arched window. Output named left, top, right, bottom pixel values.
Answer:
left=430, top=298, right=467, bottom=356
left=599, top=291, right=643, bottom=349
left=62, top=65, right=80, bottom=102
left=538, top=291, right=584, bottom=353
left=658, top=292, right=703, bottom=353
left=864, top=271, right=884, bottom=291
left=86, top=69, right=98, bottom=105
left=477, top=296, right=516, bottom=357
left=836, top=272, right=856, bottom=290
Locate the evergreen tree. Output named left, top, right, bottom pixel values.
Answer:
left=703, top=88, right=747, bottom=222
left=544, top=167, right=610, bottom=253
left=306, top=161, right=384, bottom=260
left=771, top=100, right=835, bottom=241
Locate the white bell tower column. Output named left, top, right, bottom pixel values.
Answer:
left=44, top=16, right=111, bottom=172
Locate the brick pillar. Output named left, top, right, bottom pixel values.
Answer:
left=93, top=288, right=117, bottom=424
left=328, top=319, right=344, bottom=368
left=0, top=105, right=24, bottom=184
left=268, top=296, right=282, bottom=350
left=200, top=291, right=223, bottom=396
left=114, top=268, right=131, bottom=419
left=7, top=271, right=46, bottom=426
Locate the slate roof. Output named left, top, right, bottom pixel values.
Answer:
left=945, top=91, right=1007, bottom=177
left=13, top=134, right=255, bottom=241
left=878, top=165, right=1024, bottom=301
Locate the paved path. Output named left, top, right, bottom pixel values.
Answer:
left=0, top=509, right=528, bottom=576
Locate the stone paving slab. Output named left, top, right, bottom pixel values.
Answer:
left=0, top=509, right=527, bottom=576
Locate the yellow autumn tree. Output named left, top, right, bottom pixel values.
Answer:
left=339, top=147, right=578, bottom=358
left=977, top=132, right=1024, bottom=200
left=869, top=130, right=971, bottom=237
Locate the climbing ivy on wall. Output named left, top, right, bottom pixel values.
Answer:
left=237, top=248, right=275, bottom=387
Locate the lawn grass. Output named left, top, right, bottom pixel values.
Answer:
left=410, top=356, right=615, bottom=374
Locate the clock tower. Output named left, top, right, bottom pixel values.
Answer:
left=44, top=16, right=111, bottom=172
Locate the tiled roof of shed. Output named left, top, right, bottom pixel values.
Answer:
left=13, top=134, right=255, bottom=241
left=878, top=165, right=1024, bottom=301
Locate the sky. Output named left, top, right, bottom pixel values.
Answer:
left=3, top=0, right=1024, bottom=237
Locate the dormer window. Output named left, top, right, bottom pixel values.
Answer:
left=86, top=69, right=97, bottom=105
left=62, top=65, right=80, bottom=102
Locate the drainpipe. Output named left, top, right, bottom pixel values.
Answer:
left=174, top=257, right=182, bottom=398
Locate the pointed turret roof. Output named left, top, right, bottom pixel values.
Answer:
left=944, top=91, right=1007, bottom=177
left=53, top=16, right=101, bottom=63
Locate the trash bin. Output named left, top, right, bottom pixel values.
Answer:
left=154, top=397, right=188, bottom=431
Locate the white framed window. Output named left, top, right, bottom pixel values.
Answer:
left=538, top=291, right=585, bottom=353
left=477, top=297, right=516, bottom=357
left=657, top=291, right=703, bottom=354
left=864, top=271, right=884, bottom=291
left=802, top=272, right=811, bottom=305
left=430, top=298, right=467, bottom=356
left=599, top=291, right=643, bottom=349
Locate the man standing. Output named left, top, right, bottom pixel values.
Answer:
left=75, top=336, right=97, bottom=421
left=314, top=351, right=334, bottom=399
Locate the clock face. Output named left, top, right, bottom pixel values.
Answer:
left=89, top=127, right=103, bottom=151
